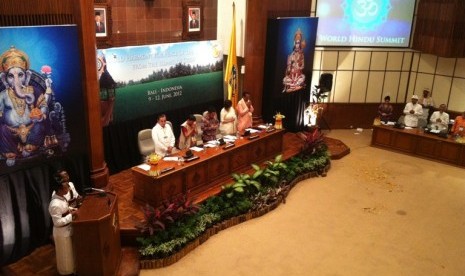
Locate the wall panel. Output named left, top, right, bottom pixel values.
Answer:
left=333, top=71, right=351, bottom=103
left=366, top=72, right=384, bottom=102
left=436, top=57, right=456, bottom=76
left=418, top=53, right=437, bottom=74
left=431, top=76, right=452, bottom=106
left=370, top=52, right=388, bottom=71
left=354, top=51, right=371, bottom=70
left=337, top=51, right=355, bottom=70
left=386, top=52, right=403, bottom=71
left=383, top=72, right=401, bottom=102
left=449, top=78, right=465, bottom=111
left=350, top=71, right=369, bottom=103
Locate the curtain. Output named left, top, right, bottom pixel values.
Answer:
left=0, top=154, right=89, bottom=266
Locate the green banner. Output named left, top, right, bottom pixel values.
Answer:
left=98, top=41, right=223, bottom=123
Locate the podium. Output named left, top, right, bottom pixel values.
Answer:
left=72, top=192, right=121, bottom=276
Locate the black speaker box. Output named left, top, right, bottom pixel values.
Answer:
left=319, top=73, right=333, bottom=92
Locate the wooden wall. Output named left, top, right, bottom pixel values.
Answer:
left=107, top=0, right=217, bottom=47
left=412, top=0, right=465, bottom=58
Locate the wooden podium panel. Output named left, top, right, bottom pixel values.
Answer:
left=72, top=192, right=121, bottom=276
left=132, top=129, right=285, bottom=207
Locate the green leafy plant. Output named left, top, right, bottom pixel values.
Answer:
left=136, top=150, right=332, bottom=261
left=222, top=172, right=261, bottom=199
left=139, top=213, right=220, bottom=258
left=251, top=155, right=287, bottom=188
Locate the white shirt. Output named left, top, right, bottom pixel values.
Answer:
left=49, top=194, right=73, bottom=237
left=403, top=102, right=423, bottom=127
left=429, top=111, right=449, bottom=131
left=152, top=123, right=175, bottom=156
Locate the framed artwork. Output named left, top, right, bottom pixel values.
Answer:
left=182, top=1, right=203, bottom=40
left=94, top=5, right=110, bottom=38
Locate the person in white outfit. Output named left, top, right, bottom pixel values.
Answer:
left=49, top=172, right=78, bottom=275
left=152, top=114, right=177, bottom=156
left=51, top=170, right=81, bottom=208
left=219, top=99, right=237, bottom=135
left=429, top=104, right=449, bottom=132
left=403, top=95, right=423, bottom=127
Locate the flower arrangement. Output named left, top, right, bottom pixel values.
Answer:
left=273, top=112, right=285, bottom=129
left=147, top=153, right=162, bottom=165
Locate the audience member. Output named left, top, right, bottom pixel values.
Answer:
left=429, top=104, right=449, bottom=132
left=451, top=110, right=465, bottom=137
left=201, top=106, right=219, bottom=142
left=219, top=99, right=237, bottom=135
left=237, top=91, right=254, bottom=132
left=403, top=95, right=423, bottom=127
left=378, top=95, right=393, bottom=122
left=152, top=114, right=176, bottom=156
left=178, top=114, right=197, bottom=150
left=49, top=174, right=78, bottom=275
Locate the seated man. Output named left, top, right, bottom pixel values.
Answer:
left=403, top=95, right=423, bottom=127
left=178, top=114, right=197, bottom=150
left=201, top=106, right=219, bottom=142
left=429, top=104, right=449, bottom=132
left=451, top=110, right=465, bottom=137
left=152, top=114, right=177, bottom=156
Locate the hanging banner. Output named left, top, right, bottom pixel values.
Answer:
left=262, top=17, right=319, bottom=131
left=0, top=26, right=86, bottom=171
left=98, top=41, right=223, bottom=125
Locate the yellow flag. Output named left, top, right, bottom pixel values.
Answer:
left=224, top=2, right=238, bottom=107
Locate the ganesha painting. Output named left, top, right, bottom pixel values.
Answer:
left=0, top=46, right=70, bottom=166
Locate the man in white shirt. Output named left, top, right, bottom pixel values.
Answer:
left=403, top=95, right=423, bottom=127
left=152, top=114, right=176, bottom=156
left=429, top=104, right=449, bottom=131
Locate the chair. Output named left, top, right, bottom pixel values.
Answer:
left=137, top=129, right=155, bottom=160
left=193, top=114, right=204, bottom=143
left=166, top=120, right=173, bottom=130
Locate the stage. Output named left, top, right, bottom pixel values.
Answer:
left=2, top=131, right=350, bottom=276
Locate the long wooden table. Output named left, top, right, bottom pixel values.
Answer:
left=371, top=125, right=465, bottom=167
left=132, top=129, right=284, bottom=207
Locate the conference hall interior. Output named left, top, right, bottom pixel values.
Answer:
left=1, top=0, right=465, bottom=275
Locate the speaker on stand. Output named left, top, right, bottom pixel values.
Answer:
left=312, top=73, right=333, bottom=131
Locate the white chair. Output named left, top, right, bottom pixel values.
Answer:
left=193, top=114, right=204, bottom=142
left=137, top=129, right=154, bottom=160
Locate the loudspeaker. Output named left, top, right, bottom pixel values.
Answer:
left=318, top=73, right=333, bottom=92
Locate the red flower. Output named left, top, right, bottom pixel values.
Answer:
left=41, top=65, right=52, bottom=75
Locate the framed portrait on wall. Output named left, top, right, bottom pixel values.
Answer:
left=94, top=6, right=108, bottom=37
left=182, top=1, right=203, bottom=40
